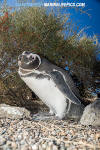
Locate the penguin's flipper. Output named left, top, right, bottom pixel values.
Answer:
left=50, top=71, right=81, bottom=105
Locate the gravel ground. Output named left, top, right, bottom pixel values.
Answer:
left=0, top=116, right=100, bottom=150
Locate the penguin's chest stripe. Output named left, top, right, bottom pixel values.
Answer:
left=22, top=77, right=65, bottom=101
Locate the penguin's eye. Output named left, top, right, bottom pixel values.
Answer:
left=18, top=55, right=22, bottom=61
left=29, top=55, right=35, bottom=61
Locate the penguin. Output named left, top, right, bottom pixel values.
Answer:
left=18, top=51, right=84, bottom=120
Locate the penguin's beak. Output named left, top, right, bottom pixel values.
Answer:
left=22, top=51, right=31, bottom=55
left=18, top=54, right=23, bottom=67
left=18, top=54, right=22, bottom=61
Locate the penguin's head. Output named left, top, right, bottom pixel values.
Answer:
left=18, top=51, right=41, bottom=70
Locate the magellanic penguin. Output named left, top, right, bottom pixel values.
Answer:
left=18, top=51, right=84, bottom=120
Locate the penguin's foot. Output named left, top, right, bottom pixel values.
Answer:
left=55, top=114, right=64, bottom=120
left=32, top=112, right=55, bottom=121
left=49, top=109, right=55, bottom=115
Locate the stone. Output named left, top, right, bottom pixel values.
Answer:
left=21, top=145, right=29, bottom=150
left=0, top=104, right=31, bottom=120
left=80, top=99, right=100, bottom=126
left=0, top=137, right=6, bottom=146
left=17, top=134, right=23, bottom=141
left=6, top=141, right=17, bottom=149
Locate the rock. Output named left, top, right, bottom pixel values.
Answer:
left=80, top=99, right=100, bottom=126
left=0, top=104, right=31, bottom=120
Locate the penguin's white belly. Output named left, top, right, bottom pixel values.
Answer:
left=22, top=76, right=67, bottom=117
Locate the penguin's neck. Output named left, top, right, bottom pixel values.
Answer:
left=19, top=68, right=33, bottom=74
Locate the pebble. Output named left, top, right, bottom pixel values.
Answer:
left=17, top=134, right=23, bottom=141
left=42, top=143, right=47, bottom=150
left=20, top=140, right=25, bottom=145
left=0, top=136, right=6, bottom=146
left=53, top=145, right=58, bottom=150
left=32, top=144, right=39, bottom=150
left=21, top=144, right=29, bottom=150
left=11, top=142, right=17, bottom=149
left=0, top=129, right=7, bottom=135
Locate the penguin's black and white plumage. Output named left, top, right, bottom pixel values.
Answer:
left=18, top=51, right=84, bottom=119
